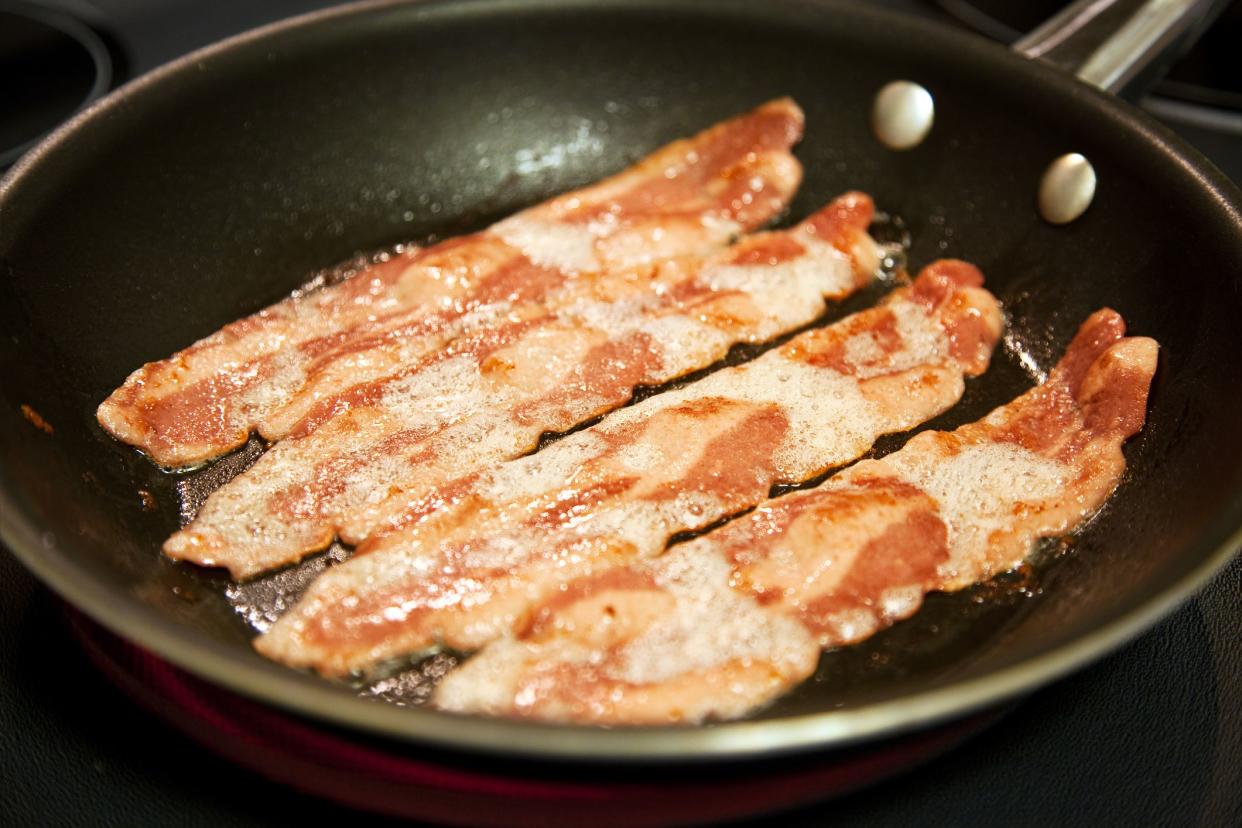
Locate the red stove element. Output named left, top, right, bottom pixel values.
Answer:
left=67, top=608, right=1005, bottom=827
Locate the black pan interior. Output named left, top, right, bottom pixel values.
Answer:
left=1, top=0, right=1240, bottom=748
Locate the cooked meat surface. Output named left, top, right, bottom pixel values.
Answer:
left=434, top=310, right=1152, bottom=724
left=433, top=310, right=1156, bottom=725
left=254, top=261, right=1002, bottom=676
left=94, top=92, right=1159, bottom=730
left=97, top=99, right=805, bottom=468
left=165, top=192, right=881, bottom=579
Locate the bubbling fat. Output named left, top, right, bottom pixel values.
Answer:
left=164, top=194, right=882, bottom=580
left=433, top=310, right=1157, bottom=726
left=96, top=98, right=807, bottom=468
left=252, top=265, right=1002, bottom=678
left=86, top=95, right=1164, bottom=729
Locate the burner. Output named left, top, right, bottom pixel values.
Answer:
left=68, top=606, right=1004, bottom=828
left=0, top=1, right=127, bottom=167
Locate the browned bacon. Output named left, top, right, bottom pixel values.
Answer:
left=97, top=99, right=805, bottom=468
left=433, top=310, right=1157, bottom=725
left=164, top=193, right=882, bottom=579
left=254, top=261, right=1001, bottom=676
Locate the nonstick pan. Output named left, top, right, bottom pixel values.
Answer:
left=1, top=0, right=1240, bottom=761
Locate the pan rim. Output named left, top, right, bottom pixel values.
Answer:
left=2, top=0, right=1241, bottom=762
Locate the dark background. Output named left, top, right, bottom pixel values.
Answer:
left=2, top=1, right=1240, bottom=825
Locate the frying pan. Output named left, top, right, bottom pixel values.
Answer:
left=1, top=0, right=1240, bottom=761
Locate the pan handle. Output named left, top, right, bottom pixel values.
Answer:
left=1012, top=0, right=1225, bottom=98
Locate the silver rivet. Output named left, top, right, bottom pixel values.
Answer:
left=1038, top=153, right=1096, bottom=225
left=872, top=81, right=935, bottom=151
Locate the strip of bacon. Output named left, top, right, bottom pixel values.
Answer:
left=165, top=192, right=882, bottom=579
left=97, top=99, right=805, bottom=468
left=432, top=543, right=822, bottom=724
left=433, top=310, right=1157, bottom=725
left=254, top=261, right=1002, bottom=676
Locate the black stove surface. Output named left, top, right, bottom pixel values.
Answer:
left=2, top=2, right=1240, bottom=826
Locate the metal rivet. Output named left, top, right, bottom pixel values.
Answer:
left=872, top=81, right=935, bottom=151
left=1038, top=153, right=1097, bottom=225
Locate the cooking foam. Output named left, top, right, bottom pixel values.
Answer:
left=611, top=546, right=815, bottom=685
left=884, top=442, right=1067, bottom=583
left=493, top=216, right=601, bottom=273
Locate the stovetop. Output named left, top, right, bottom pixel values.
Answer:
left=2, top=2, right=1240, bottom=825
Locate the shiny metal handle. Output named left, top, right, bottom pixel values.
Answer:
left=1012, top=0, right=1221, bottom=96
